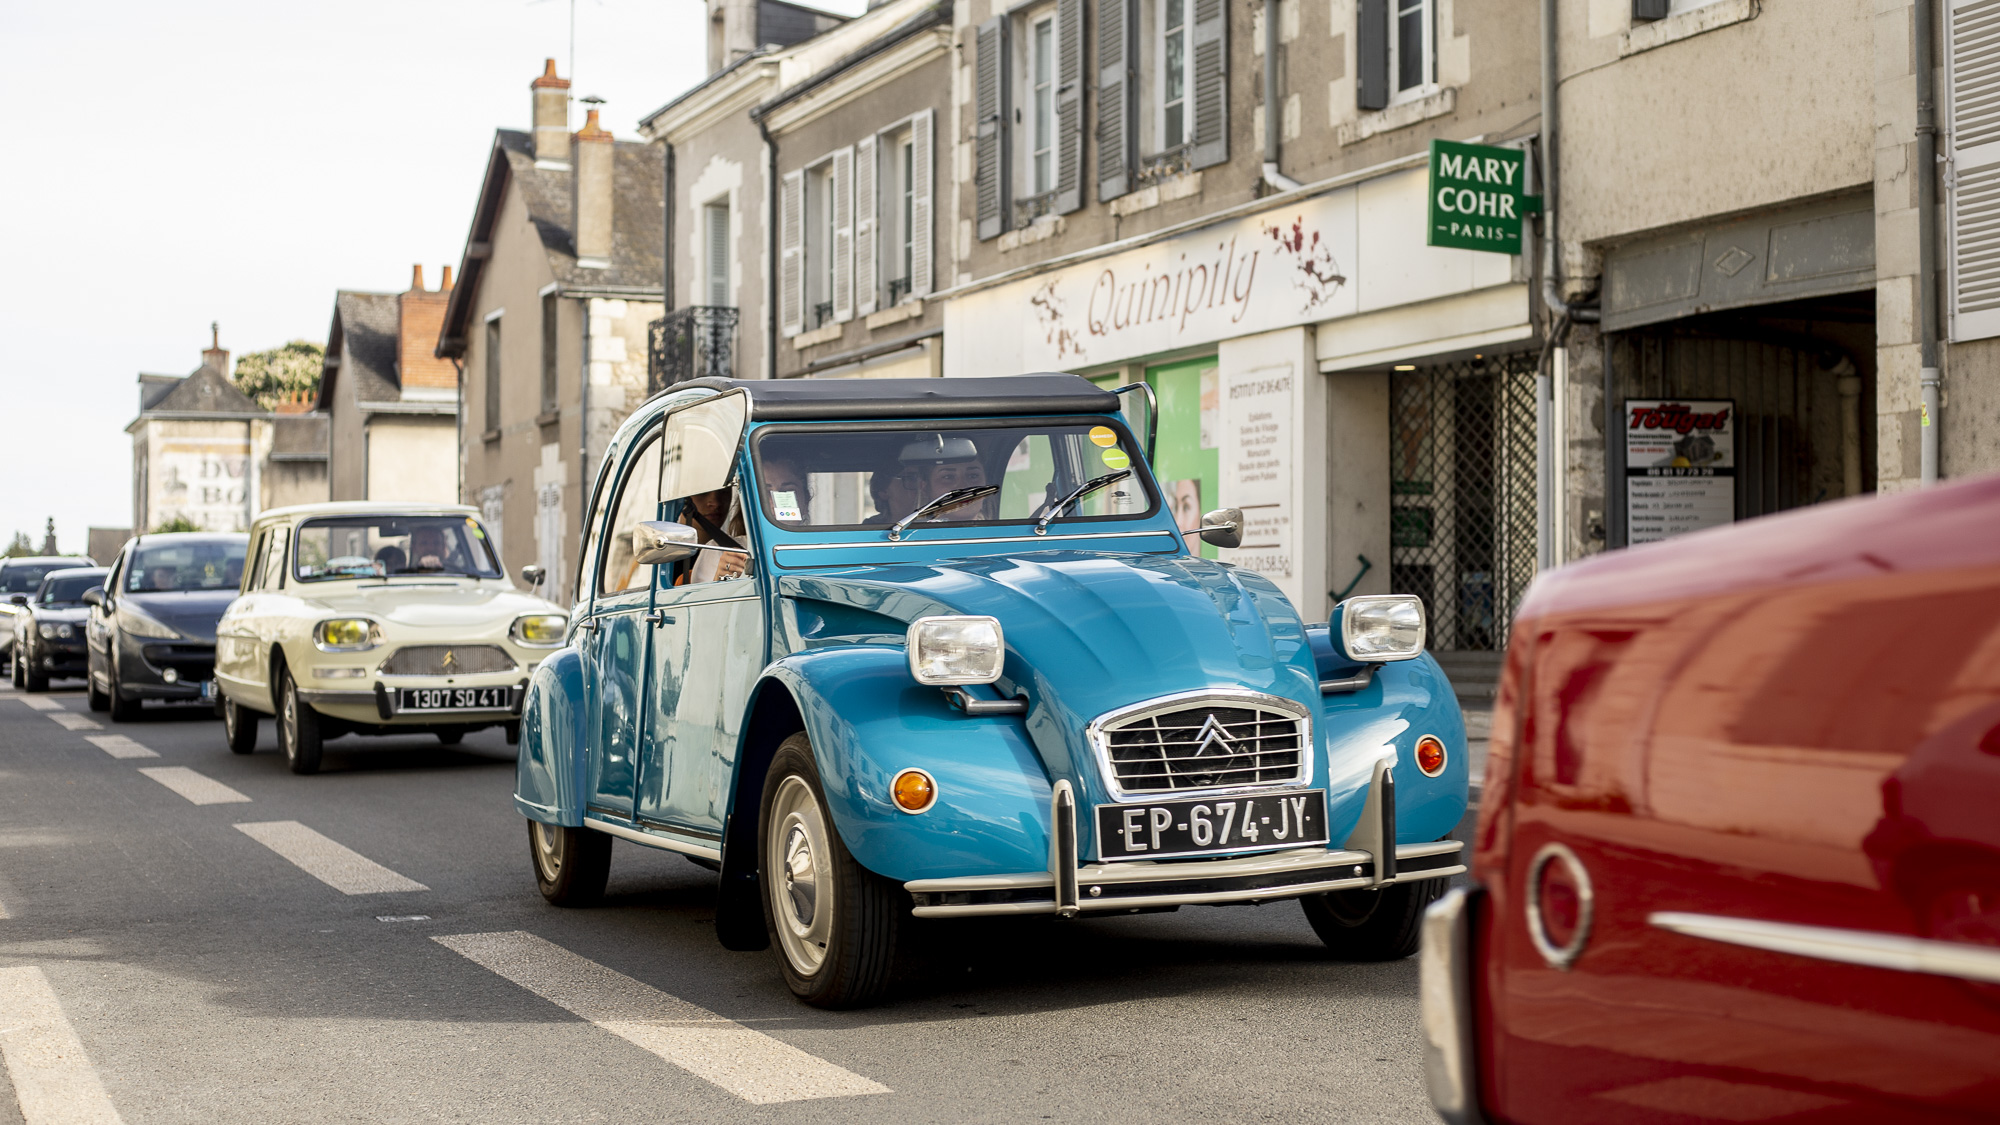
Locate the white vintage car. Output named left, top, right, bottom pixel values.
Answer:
left=214, top=501, right=567, bottom=774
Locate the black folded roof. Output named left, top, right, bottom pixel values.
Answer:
left=675, top=375, right=1119, bottom=421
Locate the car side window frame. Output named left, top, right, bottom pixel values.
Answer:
left=656, top=391, right=753, bottom=587
left=263, top=526, right=289, bottom=591
left=243, top=531, right=268, bottom=594
left=595, top=429, right=667, bottom=599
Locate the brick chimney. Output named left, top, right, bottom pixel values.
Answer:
left=572, top=108, right=614, bottom=270
left=441, top=264, right=454, bottom=290
left=274, top=388, right=314, bottom=415
left=398, top=266, right=457, bottom=392
left=532, top=59, right=571, bottom=167
left=202, top=321, right=230, bottom=376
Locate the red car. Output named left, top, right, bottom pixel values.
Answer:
left=1424, top=474, right=2000, bottom=1123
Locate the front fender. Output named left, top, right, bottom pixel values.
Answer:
left=1319, top=652, right=1470, bottom=846
left=515, top=646, right=588, bottom=825
left=761, top=645, right=1055, bottom=882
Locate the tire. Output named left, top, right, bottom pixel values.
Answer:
left=528, top=820, right=612, bottom=906
left=222, top=694, right=258, bottom=755
left=1299, top=876, right=1448, bottom=961
left=277, top=668, right=323, bottom=775
left=9, top=648, right=22, bottom=689
left=86, top=667, right=108, bottom=712
left=21, top=641, right=45, bottom=693
left=107, top=653, right=141, bottom=722
left=759, top=734, right=901, bottom=1009
left=435, top=729, right=464, bottom=746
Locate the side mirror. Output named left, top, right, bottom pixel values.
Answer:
left=1197, top=507, right=1243, bottom=550
left=520, top=564, right=547, bottom=587
left=81, top=588, right=104, bottom=608
left=7, top=594, right=26, bottom=607
left=632, top=521, right=702, bottom=565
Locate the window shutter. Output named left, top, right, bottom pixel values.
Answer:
left=976, top=16, right=1011, bottom=241
left=1189, top=0, right=1228, bottom=169
left=1357, top=0, right=1388, bottom=112
left=1096, top=0, right=1135, bottom=201
left=1631, top=0, right=1668, bottom=20
left=779, top=169, right=804, bottom=337
left=855, top=136, right=878, bottom=317
left=705, top=202, right=729, bottom=307
left=1054, top=0, right=1086, bottom=214
left=832, top=146, right=855, bottom=323
left=1950, top=0, right=2000, bottom=340
left=911, top=108, right=935, bottom=297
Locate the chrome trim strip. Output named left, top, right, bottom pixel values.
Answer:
left=1650, top=911, right=2000, bottom=986
left=1421, top=887, right=1488, bottom=1125
left=906, top=840, right=1463, bottom=903
left=583, top=816, right=724, bottom=862
left=295, top=689, right=376, bottom=705
left=659, top=593, right=762, bottom=605
left=773, top=530, right=1179, bottom=552
left=1084, top=687, right=1315, bottom=804
left=908, top=865, right=1467, bottom=918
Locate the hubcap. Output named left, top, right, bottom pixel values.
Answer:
left=532, top=822, right=563, bottom=882
left=282, top=683, right=297, bottom=758
left=782, top=824, right=819, bottom=928
left=767, top=775, right=832, bottom=977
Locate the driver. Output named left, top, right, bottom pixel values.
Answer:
left=409, top=526, right=455, bottom=571
left=898, top=435, right=991, bottom=522
left=148, top=565, right=178, bottom=591
left=679, top=488, right=748, bottom=584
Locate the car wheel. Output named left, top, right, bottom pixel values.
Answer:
left=223, top=695, right=258, bottom=755
left=435, top=729, right=464, bottom=746
left=528, top=819, right=612, bottom=906
left=9, top=647, right=22, bottom=688
left=1299, top=876, right=1446, bottom=961
left=759, top=734, right=900, bottom=1009
left=23, top=649, right=47, bottom=693
left=107, top=653, right=141, bottom=722
left=278, top=668, right=323, bottom=775
left=86, top=666, right=109, bottom=712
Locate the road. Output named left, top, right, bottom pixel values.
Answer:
left=0, top=678, right=1459, bottom=1124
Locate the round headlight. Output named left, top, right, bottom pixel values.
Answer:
left=38, top=623, right=56, bottom=638
left=511, top=614, right=568, bottom=646
left=313, top=618, right=380, bottom=651
left=56, top=623, right=73, bottom=639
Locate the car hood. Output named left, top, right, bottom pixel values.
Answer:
left=33, top=606, right=90, bottom=624
left=124, top=589, right=238, bottom=643
left=300, top=582, right=563, bottom=628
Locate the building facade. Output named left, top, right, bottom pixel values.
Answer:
left=317, top=267, right=459, bottom=504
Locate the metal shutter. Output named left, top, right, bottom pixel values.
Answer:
left=832, top=146, right=854, bottom=323
left=1055, top=0, right=1086, bottom=214
left=1190, top=0, right=1229, bottom=169
left=1097, top=0, right=1136, bottom=201
left=1951, top=0, right=2000, bottom=340
left=976, top=16, right=1011, bottom=240
left=911, top=108, right=935, bottom=297
left=1357, top=0, right=1388, bottom=112
left=855, top=136, right=878, bottom=317
left=779, top=169, right=804, bottom=337
left=705, top=201, right=729, bottom=307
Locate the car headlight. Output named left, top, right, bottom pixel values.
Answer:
left=511, top=614, right=568, bottom=647
left=119, top=604, right=185, bottom=640
left=1338, top=594, right=1426, bottom=662
left=57, top=624, right=73, bottom=639
left=314, top=618, right=382, bottom=652
left=906, top=615, right=1005, bottom=685
left=38, top=623, right=55, bottom=638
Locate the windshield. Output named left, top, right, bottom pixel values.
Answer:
left=749, top=420, right=1155, bottom=532
left=294, top=515, right=502, bottom=582
left=2, top=562, right=86, bottom=594
left=126, top=540, right=247, bottom=592
left=38, top=572, right=105, bottom=606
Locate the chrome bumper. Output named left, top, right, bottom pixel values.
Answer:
left=1420, top=885, right=1487, bottom=1125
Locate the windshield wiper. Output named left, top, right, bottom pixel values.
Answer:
left=1034, top=470, right=1132, bottom=536
left=887, top=485, right=1002, bottom=541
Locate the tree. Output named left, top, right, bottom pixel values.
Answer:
left=3, top=531, right=33, bottom=557
left=233, top=340, right=325, bottom=410
left=151, top=516, right=201, bottom=534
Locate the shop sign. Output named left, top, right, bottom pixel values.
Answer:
left=1426, top=140, right=1538, bottom=255
left=1219, top=366, right=1295, bottom=579
left=1624, top=399, right=1735, bottom=545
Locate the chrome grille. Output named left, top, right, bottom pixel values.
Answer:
left=378, top=645, right=515, bottom=676
left=1096, top=698, right=1308, bottom=795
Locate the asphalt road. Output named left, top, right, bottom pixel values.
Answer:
left=0, top=676, right=1462, bottom=1124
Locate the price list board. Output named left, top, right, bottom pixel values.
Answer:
left=1625, top=399, right=1735, bottom=546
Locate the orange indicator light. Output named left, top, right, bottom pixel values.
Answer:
left=892, top=769, right=937, bottom=813
left=1415, top=735, right=1447, bottom=777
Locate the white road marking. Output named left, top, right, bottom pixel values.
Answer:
left=12, top=697, right=63, bottom=712
left=82, top=736, right=156, bottom=760
left=376, top=915, right=430, bottom=923
left=234, top=821, right=427, bottom=894
left=435, top=931, right=890, bottom=1105
left=137, top=767, right=249, bottom=805
left=47, top=714, right=100, bottom=731
left=0, top=965, right=126, bottom=1125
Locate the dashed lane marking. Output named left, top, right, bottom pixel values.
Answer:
left=234, top=821, right=427, bottom=894
left=0, top=965, right=125, bottom=1124
left=434, top=931, right=890, bottom=1105
left=82, top=736, right=156, bottom=760
left=137, top=767, right=249, bottom=805
left=11, top=696, right=64, bottom=712
left=47, top=714, right=99, bottom=731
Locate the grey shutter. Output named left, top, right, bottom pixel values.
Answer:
left=1054, top=0, right=1086, bottom=214
left=832, top=145, right=854, bottom=323
left=1357, top=0, right=1388, bottom=112
left=1096, top=0, right=1135, bottom=201
left=1951, top=0, right=2000, bottom=340
left=910, top=108, right=935, bottom=297
left=1189, top=0, right=1228, bottom=169
left=855, top=136, right=878, bottom=317
left=705, top=202, right=729, bottom=307
left=1631, top=0, right=1668, bottom=19
left=779, top=169, right=804, bottom=336
left=976, top=16, right=1011, bottom=241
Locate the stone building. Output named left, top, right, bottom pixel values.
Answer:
left=316, top=266, right=459, bottom=503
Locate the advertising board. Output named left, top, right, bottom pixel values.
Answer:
left=1624, top=399, right=1735, bottom=545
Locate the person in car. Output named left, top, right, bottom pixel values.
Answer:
left=409, top=526, right=456, bottom=572
left=899, top=435, right=992, bottom=521
left=679, top=488, right=747, bottom=584
left=863, top=462, right=921, bottom=525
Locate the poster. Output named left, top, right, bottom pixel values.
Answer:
left=1220, top=366, right=1294, bottom=579
left=1625, top=399, right=1735, bottom=545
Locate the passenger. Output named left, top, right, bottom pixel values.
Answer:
left=899, top=435, right=992, bottom=521
left=679, top=488, right=747, bottom=583
left=760, top=456, right=811, bottom=522
left=862, top=462, right=921, bottom=525
left=375, top=546, right=407, bottom=574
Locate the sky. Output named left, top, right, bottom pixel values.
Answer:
left=0, top=0, right=867, bottom=556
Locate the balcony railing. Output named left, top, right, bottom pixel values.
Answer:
left=648, top=306, right=739, bottom=394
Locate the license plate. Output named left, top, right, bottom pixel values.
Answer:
left=200, top=680, right=216, bottom=702
left=397, top=687, right=511, bottom=712
left=1096, top=789, right=1328, bottom=862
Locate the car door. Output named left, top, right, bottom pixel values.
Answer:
left=582, top=431, right=664, bottom=822
left=86, top=547, right=127, bottom=692
left=216, top=528, right=269, bottom=705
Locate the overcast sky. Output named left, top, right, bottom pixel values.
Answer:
left=0, top=0, right=866, bottom=555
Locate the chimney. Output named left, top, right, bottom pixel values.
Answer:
left=202, top=321, right=230, bottom=376
left=398, top=264, right=457, bottom=392
left=441, top=264, right=455, bottom=290
left=411, top=264, right=427, bottom=291
left=532, top=59, right=571, bottom=167
left=572, top=107, right=615, bottom=269
left=274, top=389, right=313, bottom=415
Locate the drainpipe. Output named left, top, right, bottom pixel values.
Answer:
left=756, top=113, right=780, bottom=379
left=663, top=142, right=676, bottom=312
left=1916, top=0, right=1942, bottom=483
left=1539, top=0, right=1598, bottom=326
left=1262, top=0, right=1301, bottom=192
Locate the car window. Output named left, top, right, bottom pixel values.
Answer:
left=2, top=562, right=85, bottom=594
left=293, top=516, right=500, bottom=582
left=261, top=527, right=289, bottom=589
left=660, top=392, right=748, bottom=502
left=243, top=532, right=268, bottom=592
left=124, top=541, right=247, bottom=592
left=37, top=572, right=105, bottom=606
left=598, top=434, right=664, bottom=596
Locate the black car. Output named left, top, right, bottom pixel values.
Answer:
left=84, top=533, right=248, bottom=720
left=0, top=555, right=97, bottom=673
left=11, top=567, right=110, bottom=691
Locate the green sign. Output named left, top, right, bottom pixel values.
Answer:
left=1426, top=139, right=1540, bottom=255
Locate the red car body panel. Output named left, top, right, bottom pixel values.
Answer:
left=1471, top=474, right=2000, bottom=1123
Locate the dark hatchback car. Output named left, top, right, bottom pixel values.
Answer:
left=84, top=533, right=248, bottom=720
left=12, top=567, right=110, bottom=691
left=1, top=556, right=97, bottom=672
